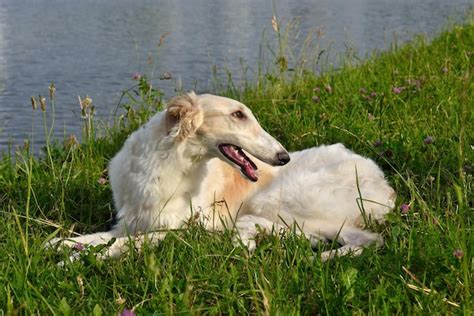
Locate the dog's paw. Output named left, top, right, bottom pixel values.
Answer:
left=232, top=234, right=257, bottom=254
left=242, top=238, right=257, bottom=254
left=320, top=245, right=364, bottom=262
left=309, top=234, right=329, bottom=249
left=44, top=236, right=61, bottom=249
left=320, top=249, right=336, bottom=262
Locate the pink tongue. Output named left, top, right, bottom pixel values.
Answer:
left=242, top=161, right=258, bottom=182
left=224, top=146, right=258, bottom=181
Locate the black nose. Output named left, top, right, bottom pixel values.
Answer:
left=277, top=151, right=290, bottom=165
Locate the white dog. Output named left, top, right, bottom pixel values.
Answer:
left=52, top=92, right=395, bottom=261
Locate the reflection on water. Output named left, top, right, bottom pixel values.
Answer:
left=0, top=0, right=471, bottom=151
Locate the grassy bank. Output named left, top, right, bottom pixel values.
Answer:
left=0, top=21, right=472, bottom=314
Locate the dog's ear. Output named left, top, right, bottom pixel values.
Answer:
left=166, top=92, right=203, bottom=141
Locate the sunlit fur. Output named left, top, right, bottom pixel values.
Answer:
left=51, top=92, right=395, bottom=261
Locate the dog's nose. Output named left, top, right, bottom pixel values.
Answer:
left=277, top=151, right=290, bottom=165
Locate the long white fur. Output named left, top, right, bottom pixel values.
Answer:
left=50, top=92, right=395, bottom=261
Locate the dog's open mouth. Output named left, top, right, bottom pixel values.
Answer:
left=218, top=144, right=258, bottom=182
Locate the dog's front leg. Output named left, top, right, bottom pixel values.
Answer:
left=98, top=231, right=169, bottom=258
left=46, top=229, right=122, bottom=250
left=48, top=231, right=169, bottom=262
left=318, top=226, right=384, bottom=261
left=234, top=215, right=286, bottom=252
left=46, top=229, right=124, bottom=264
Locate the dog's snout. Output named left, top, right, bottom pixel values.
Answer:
left=277, top=151, right=290, bottom=165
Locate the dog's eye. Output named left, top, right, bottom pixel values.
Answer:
left=232, top=110, right=246, bottom=119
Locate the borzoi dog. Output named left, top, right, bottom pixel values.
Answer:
left=51, top=92, right=395, bottom=261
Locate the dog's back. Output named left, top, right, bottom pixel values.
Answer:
left=244, top=143, right=395, bottom=230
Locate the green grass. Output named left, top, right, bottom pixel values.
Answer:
left=0, top=20, right=472, bottom=315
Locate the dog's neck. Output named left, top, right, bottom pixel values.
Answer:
left=144, top=119, right=210, bottom=199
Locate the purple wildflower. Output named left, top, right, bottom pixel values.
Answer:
left=119, top=309, right=136, bottom=316
left=392, top=87, right=403, bottom=94
left=132, top=72, right=142, bottom=80
left=97, top=177, right=108, bottom=185
left=423, top=136, right=434, bottom=145
left=441, top=66, right=449, bottom=74
left=312, top=95, right=320, bottom=103
left=74, top=243, right=85, bottom=251
left=324, top=84, right=332, bottom=93
left=359, top=87, right=367, bottom=94
left=400, top=203, right=410, bottom=214
left=453, top=249, right=464, bottom=259
left=370, top=91, right=377, bottom=98
left=313, top=87, right=321, bottom=94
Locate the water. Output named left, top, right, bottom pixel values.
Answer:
left=0, top=0, right=471, bottom=152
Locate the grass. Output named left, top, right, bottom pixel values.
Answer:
left=0, top=19, right=472, bottom=315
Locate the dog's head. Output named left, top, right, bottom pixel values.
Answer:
left=166, top=92, right=290, bottom=182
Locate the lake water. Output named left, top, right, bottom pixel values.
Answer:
left=0, top=0, right=471, bottom=152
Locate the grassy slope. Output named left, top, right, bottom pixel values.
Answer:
left=0, top=22, right=472, bottom=314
